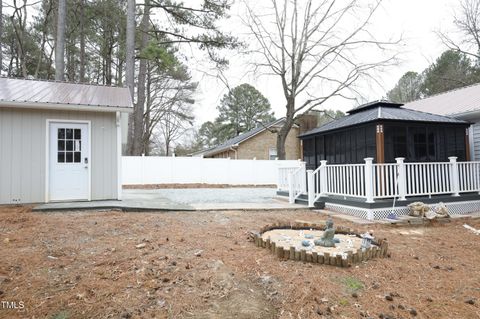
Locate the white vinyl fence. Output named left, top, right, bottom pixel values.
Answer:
left=122, top=156, right=303, bottom=185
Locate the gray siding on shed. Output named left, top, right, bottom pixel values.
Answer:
left=0, top=107, right=118, bottom=204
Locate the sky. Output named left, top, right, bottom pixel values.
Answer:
left=189, top=0, right=463, bottom=125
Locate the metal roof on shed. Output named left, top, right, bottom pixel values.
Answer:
left=299, top=103, right=467, bottom=138
left=0, top=77, right=133, bottom=111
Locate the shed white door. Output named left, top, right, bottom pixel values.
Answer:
left=49, top=122, right=90, bottom=201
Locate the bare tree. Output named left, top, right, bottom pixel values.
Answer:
left=9, top=0, right=29, bottom=78
left=437, top=0, right=480, bottom=60
left=159, top=101, right=194, bottom=156
left=143, top=62, right=197, bottom=155
left=55, top=0, right=66, bottom=80
left=243, top=0, right=399, bottom=159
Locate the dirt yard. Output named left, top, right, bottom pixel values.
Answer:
left=0, top=206, right=479, bottom=319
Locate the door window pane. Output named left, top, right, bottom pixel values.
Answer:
left=58, top=128, right=65, bottom=139
left=74, top=129, right=81, bottom=139
left=58, top=140, right=65, bottom=151
left=58, top=152, right=65, bottom=163
left=66, top=152, right=73, bottom=163
left=66, top=129, right=73, bottom=139
left=74, top=152, right=81, bottom=163
left=66, top=140, right=73, bottom=151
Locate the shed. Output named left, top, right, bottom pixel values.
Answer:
left=299, top=101, right=470, bottom=170
left=0, top=77, right=133, bottom=204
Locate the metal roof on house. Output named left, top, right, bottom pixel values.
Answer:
left=203, top=118, right=286, bottom=157
left=404, top=82, right=480, bottom=116
left=0, top=77, right=133, bottom=112
left=299, top=102, right=467, bottom=138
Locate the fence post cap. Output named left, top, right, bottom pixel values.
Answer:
left=395, top=157, right=405, bottom=162
left=448, top=156, right=458, bottom=162
left=364, top=157, right=374, bottom=162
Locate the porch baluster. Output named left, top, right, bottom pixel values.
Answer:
left=396, top=158, right=406, bottom=201
left=449, top=157, right=460, bottom=197
left=364, top=158, right=374, bottom=203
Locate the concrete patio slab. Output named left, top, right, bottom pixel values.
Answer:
left=33, top=188, right=307, bottom=212
left=190, top=202, right=305, bottom=211
left=33, top=198, right=195, bottom=212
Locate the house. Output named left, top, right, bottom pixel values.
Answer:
left=0, top=77, right=133, bottom=205
left=201, top=118, right=301, bottom=160
left=299, top=100, right=469, bottom=170
left=403, top=83, right=480, bottom=160
left=277, top=100, right=480, bottom=220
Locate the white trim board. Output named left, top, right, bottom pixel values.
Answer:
left=45, top=119, right=92, bottom=203
left=1, top=100, right=133, bottom=113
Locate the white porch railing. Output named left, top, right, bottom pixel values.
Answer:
left=278, top=162, right=306, bottom=203
left=278, top=163, right=304, bottom=192
left=279, top=157, right=480, bottom=209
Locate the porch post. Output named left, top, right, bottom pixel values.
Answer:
left=288, top=171, right=295, bottom=204
left=449, top=156, right=460, bottom=197
left=320, top=160, right=327, bottom=195
left=307, top=170, right=315, bottom=207
left=375, top=124, right=385, bottom=164
left=395, top=157, right=406, bottom=201
left=364, top=158, right=374, bottom=203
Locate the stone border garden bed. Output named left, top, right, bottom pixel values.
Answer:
left=252, top=221, right=389, bottom=267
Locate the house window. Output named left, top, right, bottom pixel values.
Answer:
left=269, top=147, right=277, bottom=160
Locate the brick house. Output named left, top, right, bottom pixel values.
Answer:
left=198, top=118, right=301, bottom=160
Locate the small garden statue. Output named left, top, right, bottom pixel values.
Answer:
left=360, top=232, right=374, bottom=251
left=314, top=218, right=336, bottom=247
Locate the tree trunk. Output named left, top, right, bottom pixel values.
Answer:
left=67, top=41, right=75, bottom=81
left=144, top=63, right=152, bottom=155
left=55, top=0, right=66, bottom=81
left=105, top=41, right=113, bottom=85
left=79, top=0, right=85, bottom=82
left=276, top=100, right=295, bottom=160
left=125, top=0, right=136, bottom=155
left=132, top=0, right=150, bottom=155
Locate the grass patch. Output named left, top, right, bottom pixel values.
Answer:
left=51, top=311, right=69, bottom=319
left=339, top=298, right=349, bottom=306
left=341, top=276, right=364, bottom=292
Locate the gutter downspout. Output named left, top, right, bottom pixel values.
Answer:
left=229, top=144, right=238, bottom=159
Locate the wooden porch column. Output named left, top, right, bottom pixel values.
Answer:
left=375, top=123, right=385, bottom=163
